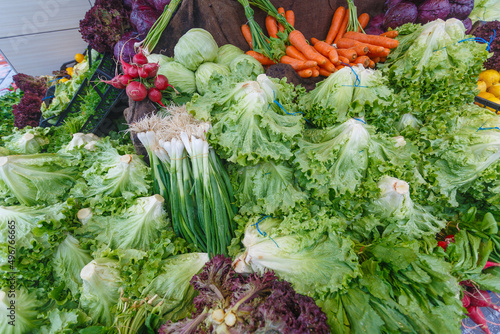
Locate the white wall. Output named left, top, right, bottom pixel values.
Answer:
left=0, top=0, right=94, bottom=76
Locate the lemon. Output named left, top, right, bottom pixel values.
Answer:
left=479, top=69, right=500, bottom=87
left=59, top=78, right=69, bottom=84
left=478, top=80, right=487, bottom=93
left=66, top=67, right=74, bottom=75
left=487, top=84, right=500, bottom=98
left=75, top=53, right=85, bottom=63
left=477, top=91, right=496, bottom=100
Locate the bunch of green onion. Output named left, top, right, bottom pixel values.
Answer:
left=130, top=106, right=237, bottom=256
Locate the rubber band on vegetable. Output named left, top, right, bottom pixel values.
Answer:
left=252, top=215, right=279, bottom=248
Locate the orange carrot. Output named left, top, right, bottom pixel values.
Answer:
left=380, top=57, right=387, bottom=62
left=319, top=68, right=333, bottom=77
left=367, top=48, right=390, bottom=58
left=310, top=45, right=336, bottom=72
left=370, top=56, right=381, bottom=63
left=357, top=13, right=370, bottom=31
left=286, top=45, right=308, bottom=61
left=280, top=56, right=317, bottom=70
left=343, top=31, right=399, bottom=49
left=285, top=10, right=295, bottom=27
left=329, top=49, right=339, bottom=65
left=334, top=8, right=350, bottom=44
left=369, top=60, right=376, bottom=68
left=338, top=56, right=350, bottom=65
left=312, top=38, right=337, bottom=57
left=336, top=64, right=346, bottom=70
left=353, top=55, right=370, bottom=67
left=336, top=38, right=385, bottom=54
left=319, top=59, right=336, bottom=72
left=336, top=48, right=357, bottom=61
left=297, top=68, right=313, bottom=78
left=241, top=24, right=253, bottom=49
left=289, top=30, right=327, bottom=65
left=381, top=30, right=399, bottom=38
left=246, top=51, right=276, bottom=65
left=352, top=45, right=369, bottom=56
left=312, top=66, right=320, bottom=77
left=266, top=16, right=279, bottom=38
left=277, top=7, right=285, bottom=32
left=310, top=45, right=337, bottom=71
left=326, top=6, right=346, bottom=45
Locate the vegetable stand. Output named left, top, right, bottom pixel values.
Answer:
left=1, top=0, right=500, bottom=333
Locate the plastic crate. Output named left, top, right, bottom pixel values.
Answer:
left=474, top=95, right=500, bottom=114
left=40, top=48, right=124, bottom=134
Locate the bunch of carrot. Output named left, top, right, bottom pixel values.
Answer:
left=241, top=5, right=400, bottom=79
left=324, top=6, right=399, bottom=71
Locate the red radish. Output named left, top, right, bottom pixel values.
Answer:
left=462, top=293, right=471, bottom=308
left=138, top=66, right=149, bottom=79
left=120, top=58, right=133, bottom=76
left=154, top=75, right=170, bottom=90
left=467, top=288, right=500, bottom=312
left=119, top=74, right=133, bottom=87
left=484, top=261, right=500, bottom=270
left=445, top=234, right=455, bottom=243
left=133, top=52, right=148, bottom=65
left=128, top=65, right=139, bottom=79
left=148, top=87, right=165, bottom=107
left=126, top=81, right=148, bottom=101
left=437, top=241, right=448, bottom=250
left=144, top=63, right=159, bottom=78
left=460, top=280, right=475, bottom=288
left=102, top=75, right=125, bottom=89
left=467, top=306, right=492, bottom=334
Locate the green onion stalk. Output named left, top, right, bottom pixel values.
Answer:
left=113, top=290, right=168, bottom=334
left=137, top=0, right=183, bottom=55
left=132, top=106, right=237, bottom=256
left=130, top=116, right=171, bottom=211
left=159, top=132, right=236, bottom=256
left=346, top=0, right=363, bottom=33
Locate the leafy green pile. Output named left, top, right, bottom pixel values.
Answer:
left=382, top=19, right=489, bottom=120
left=0, top=90, right=22, bottom=144
left=1, top=16, right=500, bottom=334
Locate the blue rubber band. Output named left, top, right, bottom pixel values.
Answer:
left=42, top=95, right=55, bottom=101
left=435, top=30, right=496, bottom=52
left=354, top=118, right=366, bottom=124
left=252, top=215, right=279, bottom=248
left=340, top=62, right=362, bottom=87
left=270, top=91, right=311, bottom=124
left=477, top=121, right=500, bottom=132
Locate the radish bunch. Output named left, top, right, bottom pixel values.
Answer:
left=462, top=286, right=500, bottom=334
left=104, top=50, right=177, bottom=107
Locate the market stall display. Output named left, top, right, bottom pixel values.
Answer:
left=1, top=0, right=500, bottom=333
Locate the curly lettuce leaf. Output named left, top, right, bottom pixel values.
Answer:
left=383, top=19, right=489, bottom=119
left=299, top=66, right=355, bottom=127
left=232, top=210, right=358, bottom=298
left=0, top=154, right=77, bottom=206
left=79, top=139, right=151, bottom=200
left=2, top=127, right=50, bottom=154
left=188, top=75, right=304, bottom=165
left=294, top=118, right=414, bottom=203
left=80, top=257, right=122, bottom=326
left=422, top=105, right=500, bottom=208
left=230, top=161, right=308, bottom=215
left=52, top=234, right=93, bottom=298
